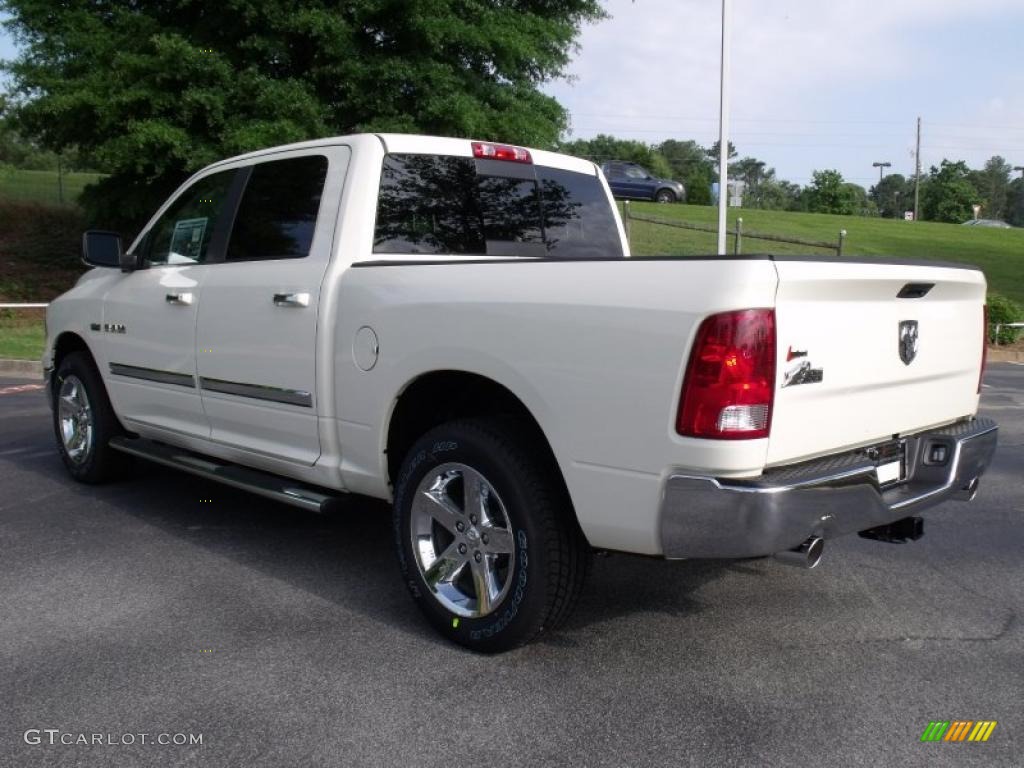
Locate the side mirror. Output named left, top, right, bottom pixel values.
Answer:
left=81, top=230, right=124, bottom=269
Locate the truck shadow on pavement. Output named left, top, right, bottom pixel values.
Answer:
left=4, top=447, right=738, bottom=650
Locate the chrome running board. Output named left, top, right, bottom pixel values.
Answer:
left=109, top=436, right=341, bottom=514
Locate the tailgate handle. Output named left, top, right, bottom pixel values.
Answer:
left=897, top=283, right=934, bottom=299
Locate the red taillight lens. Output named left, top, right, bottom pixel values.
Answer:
left=677, top=309, right=777, bottom=440
left=979, top=304, right=988, bottom=393
left=471, top=141, right=532, bottom=163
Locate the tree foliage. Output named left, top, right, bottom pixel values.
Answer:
left=869, top=173, right=910, bottom=218
left=806, top=169, right=861, bottom=215
left=1, top=0, right=604, bottom=231
left=558, top=134, right=674, bottom=178
left=922, top=160, right=978, bottom=223
left=968, top=155, right=1012, bottom=221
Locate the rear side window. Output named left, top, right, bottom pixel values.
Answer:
left=373, top=154, right=622, bottom=259
left=538, top=167, right=624, bottom=260
left=227, top=155, right=328, bottom=261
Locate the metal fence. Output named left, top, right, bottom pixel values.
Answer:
left=0, top=169, right=105, bottom=206
left=621, top=201, right=848, bottom=257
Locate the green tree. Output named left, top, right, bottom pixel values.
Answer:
left=1, top=0, right=605, bottom=231
left=968, top=155, right=1012, bottom=220
left=705, top=140, right=738, bottom=167
left=657, top=139, right=712, bottom=205
left=870, top=173, right=910, bottom=218
left=922, top=160, right=978, bottom=223
left=1006, top=177, right=1024, bottom=227
left=757, top=178, right=802, bottom=211
left=558, top=134, right=673, bottom=178
left=806, top=169, right=859, bottom=215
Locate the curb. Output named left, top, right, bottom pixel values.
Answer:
left=988, top=347, right=1024, bottom=363
left=0, top=358, right=43, bottom=379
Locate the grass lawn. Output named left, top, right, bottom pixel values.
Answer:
left=0, top=315, right=45, bottom=361
left=625, top=202, right=1024, bottom=303
left=0, top=168, right=106, bottom=206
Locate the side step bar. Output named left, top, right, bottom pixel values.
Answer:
left=109, top=436, right=343, bottom=514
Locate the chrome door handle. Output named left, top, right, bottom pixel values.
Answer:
left=273, top=292, right=310, bottom=308
left=165, top=292, right=194, bottom=305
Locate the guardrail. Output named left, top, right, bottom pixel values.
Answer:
left=992, top=322, right=1024, bottom=345
left=0, top=303, right=49, bottom=309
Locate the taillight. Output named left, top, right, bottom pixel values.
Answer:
left=471, top=141, right=532, bottom=163
left=978, top=304, right=988, bottom=393
left=677, top=309, right=777, bottom=440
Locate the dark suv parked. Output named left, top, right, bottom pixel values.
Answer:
left=600, top=162, right=685, bottom=203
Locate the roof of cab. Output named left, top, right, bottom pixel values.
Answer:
left=203, top=133, right=597, bottom=176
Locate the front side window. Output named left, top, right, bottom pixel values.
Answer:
left=227, top=155, right=329, bottom=261
left=143, top=171, right=235, bottom=265
left=373, top=154, right=622, bottom=260
left=624, top=165, right=649, bottom=179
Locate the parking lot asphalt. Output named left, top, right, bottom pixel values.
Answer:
left=1, top=366, right=1022, bottom=767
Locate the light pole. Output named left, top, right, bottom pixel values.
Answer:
left=872, top=161, right=891, bottom=184
left=716, top=0, right=732, bottom=255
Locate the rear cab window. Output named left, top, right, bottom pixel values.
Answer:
left=373, top=153, right=623, bottom=259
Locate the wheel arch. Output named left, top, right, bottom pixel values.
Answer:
left=384, top=370, right=580, bottom=532
left=51, top=332, right=95, bottom=395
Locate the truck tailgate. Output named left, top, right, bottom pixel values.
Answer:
left=768, top=259, right=986, bottom=466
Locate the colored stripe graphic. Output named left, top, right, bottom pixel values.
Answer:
left=921, top=720, right=996, bottom=743
left=945, top=721, right=972, bottom=741
left=969, top=722, right=997, bottom=742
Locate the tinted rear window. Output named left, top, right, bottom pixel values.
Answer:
left=373, top=154, right=622, bottom=259
left=227, top=155, right=328, bottom=261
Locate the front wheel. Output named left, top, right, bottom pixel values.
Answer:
left=393, top=418, right=589, bottom=652
left=655, top=189, right=677, bottom=203
left=52, top=351, right=130, bottom=483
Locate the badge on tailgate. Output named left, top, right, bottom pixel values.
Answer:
left=782, top=346, right=823, bottom=388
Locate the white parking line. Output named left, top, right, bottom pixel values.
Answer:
left=0, top=383, right=45, bottom=396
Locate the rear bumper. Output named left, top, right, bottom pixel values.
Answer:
left=659, top=417, right=998, bottom=559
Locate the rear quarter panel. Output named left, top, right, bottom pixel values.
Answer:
left=333, top=258, right=778, bottom=554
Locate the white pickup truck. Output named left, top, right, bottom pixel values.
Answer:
left=43, top=134, right=998, bottom=651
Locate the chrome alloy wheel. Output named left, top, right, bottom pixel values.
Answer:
left=410, top=462, right=516, bottom=618
left=57, top=375, right=94, bottom=464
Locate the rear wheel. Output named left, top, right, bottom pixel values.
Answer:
left=393, top=418, right=589, bottom=652
left=52, top=351, right=130, bottom=483
left=655, top=189, right=676, bottom=203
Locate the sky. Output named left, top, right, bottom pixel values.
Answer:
left=544, top=0, right=1024, bottom=186
left=3, top=1, right=1024, bottom=188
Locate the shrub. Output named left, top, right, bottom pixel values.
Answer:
left=0, top=200, right=84, bottom=268
left=988, top=292, right=1023, bottom=345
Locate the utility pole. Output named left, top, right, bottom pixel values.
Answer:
left=716, top=0, right=733, bottom=255
left=872, top=161, right=891, bottom=184
left=913, top=117, right=921, bottom=221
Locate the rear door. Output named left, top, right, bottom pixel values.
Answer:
left=195, top=146, right=349, bottom=465
left=768, top=259, right=987, bottom=466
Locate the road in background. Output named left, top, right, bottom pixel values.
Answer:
left=1, top=368, right=1021, bottom=767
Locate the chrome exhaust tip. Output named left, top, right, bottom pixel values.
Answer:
left=954, top=477, right=980, bottom=501
left=774, top=536, right=825, bottom=569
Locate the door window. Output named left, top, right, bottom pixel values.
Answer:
left=142, top=171, right=236, bottom=265
left=226, top=155, right=329, bottom=261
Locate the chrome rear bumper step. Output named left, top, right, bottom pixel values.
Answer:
left=109, top=436, right=342, bottom=514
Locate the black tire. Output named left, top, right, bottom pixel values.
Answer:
left=393, top=418, right=589, bottom=652
left=52, top=351, right=131, bottom=483
left=655, top=188, right=676, bottom=203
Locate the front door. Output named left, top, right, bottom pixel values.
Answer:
left=196, top=147, right=349, bottom=465
left=101, top=169, right=238, bottom=437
